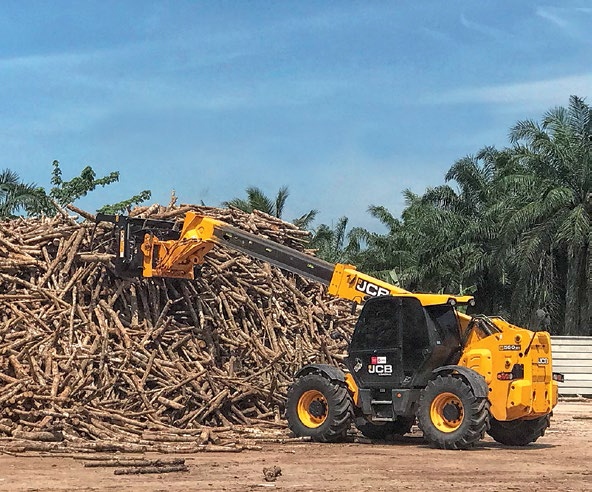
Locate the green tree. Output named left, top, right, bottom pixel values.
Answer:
left=505, top=95, right=591, bottom=335
left=50, top=160, right=151, bottom=215
left=50, top=160, right=119, bottom=206
left=309, top=217, right=354, bottom=263
left=223, top=185, right=288, bottom=217
left=223, top=185, right=318, bottom=229
left=346, top=205, right=414, bottom=287
left=0, top=169, right=52, bottom=218
left=1, top=161, right=152, bottom=219
left=344, top=147, right=512, bottom=308
left=96, top=190, right=153, bottom=215
left=410, top=148, right=517, bottom=313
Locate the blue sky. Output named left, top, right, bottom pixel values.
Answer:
left=2, top=1, right=591, bottom=229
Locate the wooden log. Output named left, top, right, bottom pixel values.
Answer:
left=114, top=464, right=189, bottom=475
left=85, top=457, right=185, bottom=468
left=66, top=204, right=96, bottom=222
left=66, top=441, right=148, bottom=453
left=77, top=253, right=115, bottom=263
left=11, top=430, right=63, bottom=442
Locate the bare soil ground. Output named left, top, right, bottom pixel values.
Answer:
left=1, top=400, right=591, bottom=492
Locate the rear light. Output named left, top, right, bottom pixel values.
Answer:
left=497, top=363, right=524, bottom=381
left=553, top=372, right=564, bottom=383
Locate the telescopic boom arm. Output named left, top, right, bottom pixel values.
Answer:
left=96, top=211, right=474, bottom=308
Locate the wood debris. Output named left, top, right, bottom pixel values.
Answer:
left=0, top=204, right=355, bottom=449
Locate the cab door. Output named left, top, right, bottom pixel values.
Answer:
left=345, top=296, right=431, bottom=389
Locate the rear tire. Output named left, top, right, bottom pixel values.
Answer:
left=286, top=373, right=353, bottom=442
left=417, top=374, right=490, bottom=450
left=356, top=417, right=415, bottom=439
left=487, top=415, right=550, bottom=446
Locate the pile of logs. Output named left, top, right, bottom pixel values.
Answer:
left=0, top=203, right=356, bottom=450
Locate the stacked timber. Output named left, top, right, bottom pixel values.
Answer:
left=0, top=204, right=356, bottom=451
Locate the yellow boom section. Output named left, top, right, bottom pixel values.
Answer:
left=327, top=263, right=474, bottom=307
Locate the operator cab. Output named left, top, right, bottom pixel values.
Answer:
left=345, top=295, right=462, bottom=390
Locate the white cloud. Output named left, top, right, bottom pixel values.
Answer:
left=459, top=13, right=510, bottom=40
left=427, top=73, right=592, bottom=110
left=536, top=7, right=569, bottom=29
left=535, top=5, right=592, bottom=42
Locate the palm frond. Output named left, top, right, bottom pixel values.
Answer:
left=293, top=208, right=318, bottom=229
left=274, top=185, right=290, bottom=218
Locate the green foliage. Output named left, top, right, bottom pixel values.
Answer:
left=310, top=95, right=590, bottom=335
left=224, top=186, right=280, bottom=216
left=500, top=95, right=591, bottom=334
left=50, top=160, right=119, bottom=206
left=97, top=190, right=152, bottom=215
left=293, top=209, right=319, bottom=230
left=0, top=169, right=53, bottom=218
left=49, top=160, right=151, bottom=215
left=347, top=206, right=413, bottom=285
left=1, top=161, right=151, bottom=219
left=224, top=185, right=318, bottom=228
left=309, top=217, right=356, bottom=263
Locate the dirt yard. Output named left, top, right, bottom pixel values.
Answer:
left=1, top=400, right=591, bottom=492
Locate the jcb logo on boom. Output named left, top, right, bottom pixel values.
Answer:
left=355, top=279, right=390, bottom=298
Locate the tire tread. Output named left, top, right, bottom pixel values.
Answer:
left=286, top=373, right=353, bottom=442
left=417, top=374, right=490, bottom=450
left=487, top=415, right=550, bottom=446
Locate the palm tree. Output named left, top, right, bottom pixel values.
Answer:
left=417, top=149, right=518, bottom=309
left=309, top=217, right=353, bottom=263
left=223, top=185, right=318, bottom=229
left=0, top=169, right=52, bottom=218
left=350, top=148, right=512, bottom=313
left=345, top=205, right=415, bottom=287
left=504, top=95, right=592, bottom=335
left=223, top=185, right=288, bottom=217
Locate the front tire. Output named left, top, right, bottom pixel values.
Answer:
left=417, top=374, right=490, bottom=450
left=487, top=415, right=550, bottom=446
left=286, top=373, right=353, bottom=442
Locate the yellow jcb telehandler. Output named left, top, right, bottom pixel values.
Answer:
left=97, top=211, right=563, bottom=449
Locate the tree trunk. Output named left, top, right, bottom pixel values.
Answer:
left=582, top=243, right=592, bottom=336
left=564, top=243, right=586, bottom=335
